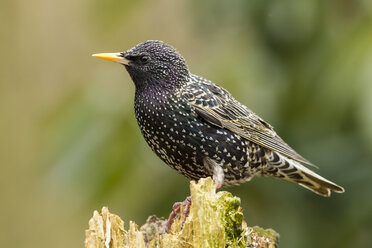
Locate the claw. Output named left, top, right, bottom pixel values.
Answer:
left=165, top=196, right=191, bottom=232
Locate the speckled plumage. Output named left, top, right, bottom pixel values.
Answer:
left=94, top=40, right=344, bottom=196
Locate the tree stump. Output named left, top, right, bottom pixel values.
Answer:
left=85, top=178, right=279, bottom=248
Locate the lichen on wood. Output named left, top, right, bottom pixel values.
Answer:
left=85, top=177, right=279, bottom=248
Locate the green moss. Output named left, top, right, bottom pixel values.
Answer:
left=216, top=191, right=246, bottom=247
left=252, top=226, right=280, bottom=245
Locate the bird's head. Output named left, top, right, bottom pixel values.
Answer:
left=93, top=40, right=189, bottom=89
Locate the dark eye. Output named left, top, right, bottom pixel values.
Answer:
left=139, top=55, right=149, bottom=64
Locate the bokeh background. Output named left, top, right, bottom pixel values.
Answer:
left=1, top=0, right=372, bottom=247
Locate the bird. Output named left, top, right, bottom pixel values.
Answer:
left=92, top=40, right=344, bottom=197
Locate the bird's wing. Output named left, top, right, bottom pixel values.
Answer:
left=182, top=75, right=314, bottom=166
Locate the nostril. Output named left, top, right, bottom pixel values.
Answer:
left=124, top=54, right=135, bottom=61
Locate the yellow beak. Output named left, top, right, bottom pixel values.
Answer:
left=92, top=52, right=130, bottom=65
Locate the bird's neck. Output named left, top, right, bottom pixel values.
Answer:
left=133, top=72, right=189, bottom=100
left=134, top=78, right=184, bottom=106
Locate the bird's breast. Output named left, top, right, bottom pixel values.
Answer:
left=134, top=92, right=201, bottom=171
left=133, top=90, right=253, bottom=182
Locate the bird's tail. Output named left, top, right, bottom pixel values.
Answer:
left=264, top=152, right=345, bottom=197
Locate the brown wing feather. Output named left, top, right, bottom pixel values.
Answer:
left=183, top=75, right=314, bottom=166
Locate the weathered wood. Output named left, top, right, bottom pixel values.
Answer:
left=85, top=178, right=279, bottom=248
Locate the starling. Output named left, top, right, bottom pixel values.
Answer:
left=93, top=40, right=344, bottom=197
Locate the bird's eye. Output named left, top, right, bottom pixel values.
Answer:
left=139, top=55, right=149, bottom=64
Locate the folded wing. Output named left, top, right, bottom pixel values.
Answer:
left=182, top=75, right=313, bottom=166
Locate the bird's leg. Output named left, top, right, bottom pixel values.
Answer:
left=165, top=196, right=191, bottom=233
left=164, top=176, right=222, bottom=233
left=165, top=159, right=224, bottom=233
left=181, top=196, right=192, bottom=227
left=204, top=157, right=225, bottom=189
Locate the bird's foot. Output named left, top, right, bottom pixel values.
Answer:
left=165, top=196, right=191, bottom=233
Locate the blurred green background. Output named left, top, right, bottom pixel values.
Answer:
left=1, top=0, right=372, bottom=247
